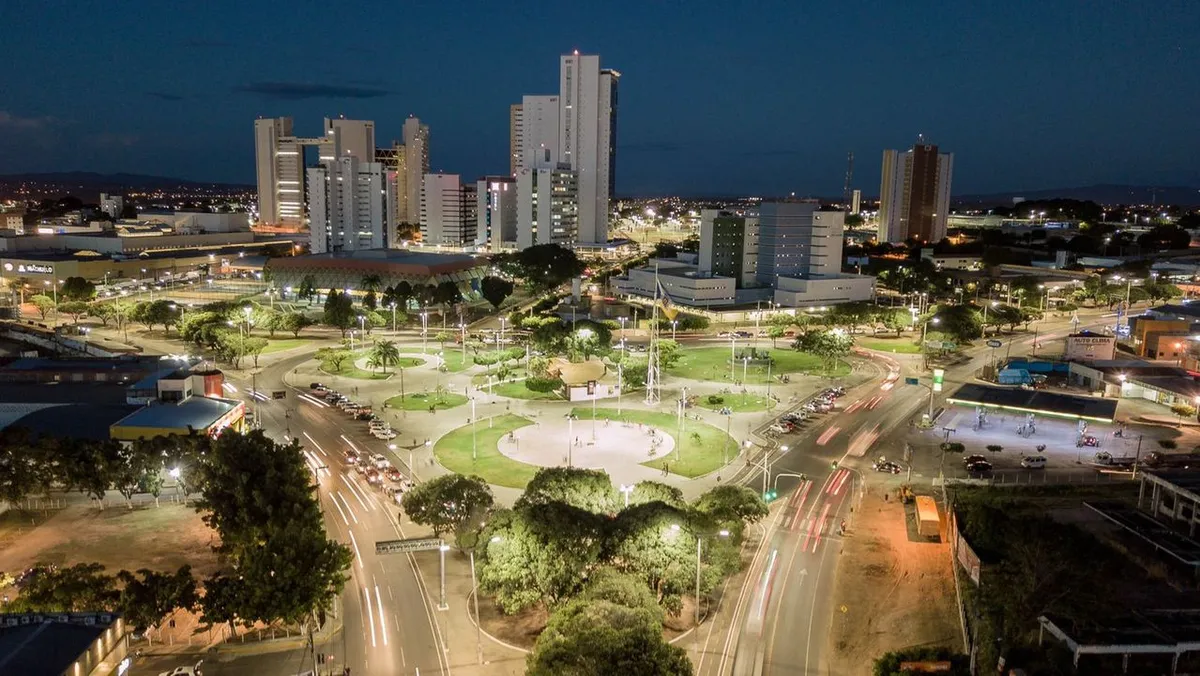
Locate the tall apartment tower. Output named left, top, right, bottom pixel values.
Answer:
left=559, top=53, right=618, bottom=244
left=755, top=202, right=843, bottom=285
left=420, top=174, right=478, bottom=246
left=850, top=189, right=862, bottom=216
left=515, top=167, right=579, bottom=250
left=321, top=117, right=375, bottom=163
left=477, top=177, right=518, bottom=250
left=509, top=104, right=523, bottom=175
left=307, top=155, right=387, bottom=254
left=376, top=143, right=407, bottom=245
left=878, top=143, right=953, bottom=243
left=254, top=117, right=305, bottom=227
left=510, top=95, right=561, bottom=172
left=403, top=117, right=430, bottom=225
left=698, top=210, right=759, bottom=288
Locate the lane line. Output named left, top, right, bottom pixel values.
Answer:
left=348, top=530, right=364, bottom=568
left=329, top=492, right=350, bottom=526
left=363, top=585, right=377, bottom=648
left=336, top=491, right=359, bottom=524
left=303, top=431, right=327, bottom=456
left=375, top=585, right=389, bottom=646
left=343, top=478, right=373, bottom=512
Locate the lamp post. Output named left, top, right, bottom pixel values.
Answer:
left=566, top=415, right=575, bottom=467
left=619, top=484, right=634, bottom=507
left=617, top=361, right=624, bottom=415
left=471, top=397, right=477, bottom=460
left=671, top=320, right=678, bottom=341
left=672, top=525, right=730, bottom=628
left=389, top=302, right=398, bottom=335
left=921, top=317, right=940, bottom=370
left=729, top=335, right=737, bottom=383
left=358, top=314, right=366, bottom=343
left=460, top=322, right=467, bottom=364
left=421, top=309, right=429, bottom=353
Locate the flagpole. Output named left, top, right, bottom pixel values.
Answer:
left=645, top=264, right=662, bottom=406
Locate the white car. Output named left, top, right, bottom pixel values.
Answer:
left=369, top=421, right=391, bottom=431
left=158, top=661, right=203, bottom=676
left=1020, top=455, right=1047, bottom=469
left=371, top=454, right=390, bottom=469
left=372, top=429, right=397, bottom=440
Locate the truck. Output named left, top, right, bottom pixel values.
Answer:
left=1140, top=452, right=1200, bottom=469
left=915, top=495, right=941, bottom=538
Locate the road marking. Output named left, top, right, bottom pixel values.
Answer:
left=375, top=585, right=389, bottom=646
left=329, top=492, right=350, bottom=525
left=303, top=432, right=327, bottom=456
left=363, top=585, right=377, bottom=648
left=348, top=530, right=363, bottom=568
left=341, top=434, right=360, bottom=453
left=335, top=491, right=359, bottom=524
left=812, top=503, right=832, bottom=552
left=343, top=477, right=374, bottom=512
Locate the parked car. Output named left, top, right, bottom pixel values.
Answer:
left=372, top=429, right=397, bottom=440
left=1020, top=455, right=1047, bottom=469
left=872, top=459, right=903, bottom=474
left=962, top=454, right=987, bottom=466
left=309, top=382, right=325, bottom=391
left=157, top=661, right=204, bottom=676
left=965, top=460, right=993, bottom=473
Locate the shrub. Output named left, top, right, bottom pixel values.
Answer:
left=1159, top=439, right=1178, bottom=450
left=707, top=395, right=724, bottom=405
left=986, top=445, right=1003, bottom=453
left=525, top=376, right=562, bottom=393
left=940, top=442, right=965, bottom=453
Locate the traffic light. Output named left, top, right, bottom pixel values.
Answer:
left=762, top=490, right=778, bottom=502
left=831, top=460, right=839, bottom=469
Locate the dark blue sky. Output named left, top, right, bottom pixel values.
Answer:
left=3, top=1, right=1199, bottom=196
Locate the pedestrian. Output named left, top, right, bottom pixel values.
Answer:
left=662, top=463, right=669, bottom=476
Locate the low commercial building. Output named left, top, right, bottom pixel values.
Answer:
left=1068, top=359, right=1200, bottom=406
left=0, top=612, right=130, bottom=676
left=945, top=382, right=1117, bottom=423
left=265, top=249, right=489, bottom=301
left=1064, top=331, right=1117, bottom=361
left=110, top=394, right=244, bottom=441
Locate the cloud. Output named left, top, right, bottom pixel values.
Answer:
left=0, top=111, right=54, bottom=130
left=234, top=81, right=391, bottom=100
left=619, top=141, right=682, bottom=153
left=146, top=91, right=184, bottom=101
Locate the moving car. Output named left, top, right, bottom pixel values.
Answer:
left=1020, top=455, right=1047, bottom=469
left=962, top=454, right=987, bottom=466
left=872, top=459, right=903, bottom=474
left=158, top=661, right=203, bottom=676
left=372, top=428, right=397, bottom=440
left=371, top=454, right=390, bottom=469
left=965, top=459, right=993, bottom=473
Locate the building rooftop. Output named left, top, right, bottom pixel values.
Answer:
left=111, top=395, right=241, bottom=432
left=0, top=615, right=113, bottom=676
left=946, top=383, right=1118, bottom=422
left=1148, top=303, right=1200, bottom=319
left=266, top=249, right=485, bottom=276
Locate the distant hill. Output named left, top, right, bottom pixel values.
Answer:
left=953, top=184, right=1200, bottom=208
left=0, top=172, right=253, bottom=200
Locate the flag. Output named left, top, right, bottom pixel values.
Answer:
left=656, top=278, right=679, bottom=321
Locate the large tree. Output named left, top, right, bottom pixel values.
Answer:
left=323, top=289, right=355, bottom=338
left=526, top=598, right=692, bottom=676
left=29, top=294, right=55, bottom=319
left=117, top=565, right=198, bottom=632
left=507, top=243, right=586, bottom=292
left=516, top=466, right=618, bottom=514
left=280, top=311, right=315, bottom=338
left=401, top=473, right=494, bottom=539
left=480, top=275, right=515, bottom=310
left=367, top=339, right=401, bottom=374
left=60, top=276, right=97, bottom=301
left=692, top=485, right=768, bottom=540
left=9, top=562, right=118, bottom=613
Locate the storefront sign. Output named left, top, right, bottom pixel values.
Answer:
left=3, top=262, right=53, bottom=274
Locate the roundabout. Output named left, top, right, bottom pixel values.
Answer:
left=504, top=416, right=676, bottom=469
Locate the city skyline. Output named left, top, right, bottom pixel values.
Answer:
left=2, top=1, right=1199, bottom=196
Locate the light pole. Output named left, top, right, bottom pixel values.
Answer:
left=617, top=361, right=624, bottom=415
left=421, top=309, right=429, bottom=353
left=619, top=484, right=634, bottom=507
left=471, top=397, right=477, bottom=460
left=460, top=322, right=467, bottom=364
left=389, top=302, right=398, bottom=335
left=566, top=415, right=575, bottom=467
left=729, top=335, right=737, bottom=383
left=357, top=314, right=366, bottom=345
left=921, top=317, right=940, bottom=370
left=498, top=316, right=507, bottom=364
left=673, top=525, right=730, bottom=628
left=671, top=320, right=678, bottom=341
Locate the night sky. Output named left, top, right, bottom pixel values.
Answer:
left=3, top=1, right=1198, bottom=196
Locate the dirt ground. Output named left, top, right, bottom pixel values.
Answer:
left=826, top=487, right=962, bottom=673
left=0, top=500, right=221, bottom=580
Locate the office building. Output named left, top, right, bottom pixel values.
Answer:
left=320, top=117, right=375, bottom=163
left=698, top=209, right=758, bottom=287
left=253, top=117, right=306, bottom=228
left=511, top=95, right=561, bottom=172
left=420, top=174, right=477, bottom=246
left=850, top=189, right=862, bottom=216
left=515, top=167, right=578, bottom=250
left=509, top=103, right=523, bottom=175
left=403, top=116, right=430, bottom=226
left=878, top=142, right=954, bottom=243
left=559, top=53, right=618, bottom=244
left=756, top=202, right=840, bottom=284
left=477, top=176, right=518, bottom=249
left=307, top=155, right=387, bottom=254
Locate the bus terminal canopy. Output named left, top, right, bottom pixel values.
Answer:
left=946, top=383, right=1117, bottom=423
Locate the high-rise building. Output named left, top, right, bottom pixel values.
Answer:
left=756, top=202, right=841, bottom=285
left=420, top=174, right=477, bottom=246
left=698, top=210, right=759, bottom=287
left=403, top=117, right=430, bottom=226
left=850, top=189, right=862, bottom=216
left=99, top=193, right=124, bottom=219
left=376, top=143, right=408, bottom=245
left=558, top=53, right=618, bottom=244
left=254, top=117, right=305, bottom=228
left=307, top=155, right=387, bottom=254
left=878, top=143, right=953, bottom=243
left=321, top=117, right=375, bottom=163
left=509, top=104, right=523, bottom=175
left=515, top=167, right=578, bottom=250
left=511, top=95, right=560, bottom=172
left=477, top=177, right=518, bottom=250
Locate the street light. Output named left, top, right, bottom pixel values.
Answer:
left=921, top=317, right=940, bottom=370
left=619, top=484, right=634, bottom=507
left=671, top=320, right=678, bottom=341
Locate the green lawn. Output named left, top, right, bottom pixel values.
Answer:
left=261, top=337, right=322, bottom=354
left=433, top=349, right=473, bottom=372
left=395, top=357, right=426, bottom=368
left=387, top=391, right=469, bottom=411
left=570, top=407, right=735, bottom=478
left=668, top=346, right=849, bottom=383
left=434, top=414, right=541, bottom=488
left=319, top=350, right=391, bottom=380
left=856, top=337, right=922, bottom=354
left=694, top=393, right=776, bottom=412
left=491, top=379, right=565, bottom=401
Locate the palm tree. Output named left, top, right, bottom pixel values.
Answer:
left=360, top=274, right=383, bottom=293
left=369, top=339, right=400, bottom=373
left=366, top=353, right=383, bottom=373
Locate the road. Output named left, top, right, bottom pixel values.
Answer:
left=140, top=348, right=451, bottom=676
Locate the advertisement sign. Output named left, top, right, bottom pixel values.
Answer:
left=932, top=369, right=945, bottom=393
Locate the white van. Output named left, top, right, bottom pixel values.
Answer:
left=1020, top=455, right=1047, bottom=469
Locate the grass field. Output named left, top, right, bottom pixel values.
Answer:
left=434, top=414, right=541, bottom=488
left=388, top=391, right=469, bottom=411
left=694, top=393, right=776, bottom=412
left=491, top=379, right=565, bottom=401
left=856, top=337, right=922, bottom=354
left=570, top=407, right=734, bottom=478
left=318, top=350, right=390, bottom=380
left=668, top=346, right=849, bottom=383
left=435, top=349, right=473, bottom=372
left=261, top=337, right=323, bottom=354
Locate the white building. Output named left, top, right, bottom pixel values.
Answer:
left=511, top=95, right=561, bottom=172
left=420, top=174, right=477, bottom=247
left=477, top=177, right=518, bottom=250
left=307, top=155, right=387, bottom=254
left=253, top=117, right=306, bottom=228
left=878, top=143, right=953, bottom=244
left=850, top=189, right=862, bottom=216
left=558, top=53, right=618, bottom=245
left=99, top=194, right=124, bottom=219
left=321, top=117, right=375, bottom=164
left=515, top=167, right=578, bottom=250
left=376, top=143, right=407, bottom=245
left=403, top=117, right=430, bottom=226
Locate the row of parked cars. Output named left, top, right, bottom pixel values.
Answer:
left=766, top=386, right=845, bottom=435
left=343, top=448, right=415, bottom=505
left=310, top=383, right=396, bottom=440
